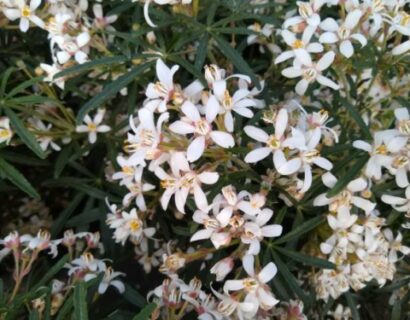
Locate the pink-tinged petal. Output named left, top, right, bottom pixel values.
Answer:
left=347, top=177, right=367, bottom=192
left=274, top=51, right=295, bottom=64
left=258, top=262, right=277, bottom=283
left=313, top=157, right=333, bottom=170
left=316, top=75, right=340, bottom=90
left=224, top=112, right=234, bottom=132
left=319, top=32, right=338, bottom=44
left=352, top=196, right=376, bottom=213
left=244, top=147, right=271, bottom=163
left=211, top=232, right=231, bottom=249
left=282, top=67, right=303, bottom=78
left=313, top=193, right=331, bottom=206
left=187, top=136, right=206, bottom=162
left=244, top=125, right=268, bottom=142
left=353, top=140, right=372, bottom=152
left=169, top=120, right=195, bottom=134
left=295, top=79, right=309, bottom=95
left=317, top=51, right=335, bottom=71
left=294, top=49, right=312, bottom=66
left=319, top=18, right=339, bottom=32
left=190, top=229, right=213, bottom=242
left=255, top=208, right=273, bottom=225
left=206, top=95, right=221, bottom=123
left=322, top=172, right=337, bottom=188
left=242, top=255, right=255, bottom=276
left=345, top=9, right=362, bottom=30
left=262, top=225, right=283, bottom=237
left=181, top=100, right=200, bottom=121
left=224, top=280, right=244, bottom=293
left=197, top=171, right=219, bottom=184
left=340, top=40, right=354, bottom=58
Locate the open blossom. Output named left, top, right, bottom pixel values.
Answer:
left=0, top=117, right=13, bottom=145
left=3, top=0, right=45, bottom=32
left=54, top=32, right=91, bottom=64
left=98, top=266, right=125, bottom=294
left=319, top=9, right=367, bottom=58
left=314, top=172, right=376, bottom=213
left=169, top=98, right=234, bottom=162
left=155, top=162, right=219, bottom=213
left=224, top=255, right=279, bottom=315
left=283, top=0, right=324, bottom=31
left=76, top=109, right=111, bottom=144
left=145, top=59, right=180, bottom=112
left=382, top=186, right=410, bottom=215
left=143, top=0, right=192, bottom=27
left=282, top=51, right=339, bottom=95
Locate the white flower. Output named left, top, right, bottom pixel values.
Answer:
left=212, top=80, right=257, bottom=132
left=224, top=255, right=279, bottom=314
left=240, top=209, right=283, bottom=255
left=40, top=63, right=65, bottom=89
left=282, top=51, right=339, bottom=95
left=314, top=172, right=375, bottom=213
left=275, top=27, right=323, bottom=65
left=283, top=0, right=324, bottom=31
left=93, top=4, right=118, bottom=29
left=210, top=257, right=234, bottom=281
left=98, top=266, right=125, bottom=294
left=76, top=109, right=111, bottom=144
left=169, top=98, right=234, bottom=162
left=319, top=9, right=367, bottom=58
left=122, top=166, right=155, bottom=210
left=382, top=186, right=410, bottom=214
left=353, top=130, right=407, bottom=180
left=145, top=59, right=179, bottom=112
left=383, top=229, right=410, bottom=262
left=3, top=0, right=45, bottom=32
left=55, top=32, right=90, bottom=64
left=29, top=118, right=61, bottom=151
left=143, top=0, right=192, bottom=28
left=0, top=117, right=13, bottom=145
left=244, top=108, right=288, bottom=164
left=67, top=252, right=106, bottom=278
left=155, top=164, right=219, bottom=213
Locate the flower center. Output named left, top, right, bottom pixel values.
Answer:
left=298, top=3, right=313, bottom=19
left=303, top=68, right=317, bottom=82
left=267, top=135, right=281, bottom=149
left=375, top=144, right=387, bottom=155
left=338, top=26, right=351, bottom=40
left=222, top=90, right=233, bottom=110
left=87, top=123, right=97, bottom=132
left=21, top=6, right=31, bottom=18
left=128, top=219, right=142, bottom=232
left=292, top=39, right=304, bottom=49
left=243, top=278, right=258, bottom=292
left=154, top=82, right=169, bottom=97
left=398, top=120, right=410, bottom=135
left=195, top=119, right=211, bottom=136
left=0, top=129, right=11, bottom=138
left=302, top=149, right=319, bottom=162
left=161, top=179, right=176, bottom=189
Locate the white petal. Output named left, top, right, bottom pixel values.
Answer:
left=340, top=40, right=354, bottom=58
left=275, top=108, right=288, bottom=138
left=190, top=229, right=213, bottom=242
left=295, top=79, right=309, bottom=95
left=294, top=49, right=312, bottom=65
left=317, top=51, right=335, bottom=71
left=206, top=95, right=220, bottom=123
left=313, top=157, right=333, bottom=170
left=352, top=196, right=376, bottom=213
left=316, top=75, right=340, bottom=90
left=347, top=178, right=367, bottom=192
left=244, top=126, right=268, bottom=142
left=224, top=280, right=244, bottom=293
left=169, top=121, right=195, bottom=134
left=194, top=184, right=208, bottom=210
left=319, top=32, right=339, bottom=44
left=242, top=255, right=255, bottom=276
left=210, top=131, right=234, bottom=148
left=181, top=100, right=200, bottom=121
left=187, top=136, right=206, bottom=162
left=245, top=147, right=271, bottom=163
left=393, top=41, right=410, bottom=56
left=198, top=172, right=219, bottom=184
left=322, top=172, right=337, bottom=188
left=351, top=33, right=367, bottom=47
left=344, top=9, right=362, bottom=30
left=258, top=262, right=277, bottom=283
left=262, top=225, right=283, bottom=237
left=282, top=67, right=303, bottom=78
left=320, top=18, right=339, bottom=32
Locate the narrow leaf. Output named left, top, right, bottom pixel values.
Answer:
left=133, top=303, right=157, bottom=320
left=273, top=215, right=324, bottom=245
left=275, top=247, right=335, bottom=269
left=340, top=98, right=372, bottom=140
left=74, top=282, right=88, bottom=320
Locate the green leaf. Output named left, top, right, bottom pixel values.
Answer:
left=0, top=67, right=16, bottom=97
left=6, top=76, right=43, bottom=98
left=53, top=145, right=73, bottom=178
left=132, top=303, right=157, bottom=320
left=76, top=62, right=154, bottom=122
left=123, top=284, right=146, bottom=308
left=32, top=255, right=69, bottom=290
left=195, top=34, right=209, bottom=71
left=340, top=98, right=372, bottom=140
left=273, top=215, right=324, bottom=245
left=168, top=55, right=206, bottom=86
left=271, top=251, right=310, bottom=306
left=344, top=292, right=360, bottom=320
left=213, top=34, right=260, bottom=88
left=74, top=282, right=88, bottom=320
left=392, top=300, right=401, bottom=320
left=51, top=193, right=84, bottom=237
left=326, top=155, right=369, bottom=198
left=55, top=55, right=129, bottom=78
left=3, top=107, right=47, bottom=159
left=274, top=247, right=335, bottom=269
left=0, top=157, right=39, bottom=199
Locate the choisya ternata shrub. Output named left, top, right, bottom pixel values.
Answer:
left=0, top=0, right=410, bottom=319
